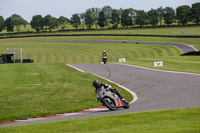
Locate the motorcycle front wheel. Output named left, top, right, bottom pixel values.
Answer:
left=103, top=98, right=116, bottom=111
left=102, top=58, right=107, bottom=64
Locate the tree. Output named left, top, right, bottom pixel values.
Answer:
left=156, top=6, right=164, bottom=25
left=176, top=5, right=191, bottom=25
left=121, top=9, right=133, bottom=28
left=44, top=15, right=58, bottom=31
left=85, top=9, right=94, bottom=29
left=30, top=15, right=44, bottom=32
left=128, top=8, right=137, bottom=25
left=163, top=7, right=175, bottom=26
left=191, top=2, right=200, bottom=24
left=102, top=5, right=112, bottom=28
left=0, top=16, right=5, bottom=32
left=98, top=11, right=106, bottom=28
left=117, top=8, right=124, bottom=19
left=58, top=16, right=69, bottom=30
left=135, top=10, right=148, bottom=27
left=22, top=20, right=28, bottom=29
left=147, top=9, right=158, bottom=26
left=5, top=17, right=14, bottom=32
left=10, top=14, right=26, bottom=32
left=79, top=12, right=86, bottom=29
left=111, top=9, right=120, bottom=28
left=70, top=13, right=81, bottom=29
left=128, top=8, right=137, bottom=18
left=89, top=8, right=100, bottom=29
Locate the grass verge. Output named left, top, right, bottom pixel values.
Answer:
left=1, top=25, right=200, bottom=36
left=0, top=63, right=132, bottom=123
left=0, top=107, right=199, bottom=133
left=126, top=56, right=200, bottom=74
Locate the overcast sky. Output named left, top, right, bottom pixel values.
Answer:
left=1, top=0, right=199, bottom=22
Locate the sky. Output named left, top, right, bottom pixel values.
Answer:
left=1, top=0, right=199, bottom=22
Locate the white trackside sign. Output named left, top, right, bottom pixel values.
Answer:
left=119, top=58, right=126, bottom=62
left=154, top=61, right=163, bottom=67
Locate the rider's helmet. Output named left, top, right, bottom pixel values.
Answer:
left=103, top=50, right=106, bottom=52
left=93, top=80, right=101, bottom=89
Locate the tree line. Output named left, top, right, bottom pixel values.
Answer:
left=0, top=2, right=199, bottom=33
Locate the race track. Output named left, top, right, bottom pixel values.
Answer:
left=38, top=40, right=198, bottom=54
left=71, top=63, right=200, bottom=112
left=1, top=41, right=199, bottom=127
left=3, top=63, right=200, bottom=127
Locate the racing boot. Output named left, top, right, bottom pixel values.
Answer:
left=121, top=98, right=129, bottom=105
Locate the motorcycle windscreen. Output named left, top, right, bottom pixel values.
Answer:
left=96, top=87, right=105, bottom=99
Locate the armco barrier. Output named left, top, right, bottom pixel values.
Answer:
left=0, top=34, right=200, bottom=39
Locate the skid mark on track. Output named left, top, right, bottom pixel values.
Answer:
left=136, top=82, right=160, bottom=96
left=104, top=66, right=112, bottom=79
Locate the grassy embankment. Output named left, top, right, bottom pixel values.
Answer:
left=1, top=36, right=200, bottom=73
left=1, top=26, right=200, bottom=37
left=0, top=35, right=199, bottom=129
left=0, top=107, right=200, bottom=133
left=0, top=63, right=132, bottom=123
left=55, top=26, right=200, bottom=36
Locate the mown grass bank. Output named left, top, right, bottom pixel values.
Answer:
left=1, top=36, right=199, bottom=73
left=0, top=63, right=132, bottom=123
left=126, top=56, right=200, bottom=74
left=1, top=107, right=199, bottom=133
left=1, top=36, right=200, bottom=49
left=1, top=25, right=200, bottom=36
left=44, top=26, right=200, bottom=36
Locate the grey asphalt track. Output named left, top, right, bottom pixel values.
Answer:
left=71, top=63, right=200, bottom=112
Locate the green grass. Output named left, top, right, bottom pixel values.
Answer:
left=1, top=36, right=200, bottom=49
left=1, top=36, right=199, bottom=73
left=126, top=56, right=200, bottom=74
left=1, top=107, right=200, bottom=133
left=1, top=39, right=179, bottom=64
left=56, top=26, right=200, bottom=36
left=0, top=63, right=132, bottom=123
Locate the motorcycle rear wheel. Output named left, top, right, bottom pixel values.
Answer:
left=123, top=104, right=130, bottom=109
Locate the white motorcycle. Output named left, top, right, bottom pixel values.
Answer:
left=96, top=86, right=130, bottom=111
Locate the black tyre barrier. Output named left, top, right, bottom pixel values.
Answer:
left=22, top=59, right=34, bottom=63
left=181, top=51, right=200, bottom=56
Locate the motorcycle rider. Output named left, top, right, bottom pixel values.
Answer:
left=93, top=80, right=129, bottom=104
left=102, top=50, right=108, bottom=64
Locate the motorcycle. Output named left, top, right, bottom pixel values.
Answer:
left=102, top=56, right=107, bottom=64
left=96, top=86, right=130, bottom=111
